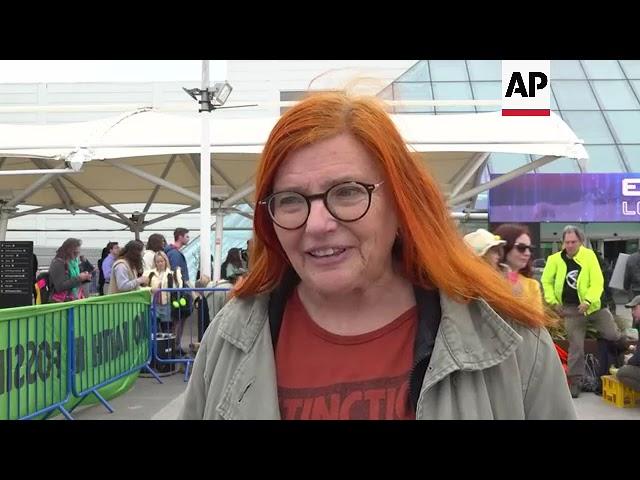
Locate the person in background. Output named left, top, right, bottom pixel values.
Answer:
left=221, top=248, right=248, bottom=284
left=164, top=228, right=193, bottom=354
left=78, top=255, right=97, bottom=295
left=493, top=224, right=543, bottom=313
left=108, top=240, right=148, bottom=294
left=147, top=251, right=180, bottom=333
left=463, top=229, right=508, bottom=274
left=79, top=255, right=94, bottom=273
left=541, top=225, right=622, bottom=398
left=143, top=234, right=167, bottom=272
left=624, top=249, right=640, bottom=302
left=616, top=295, right=640, bottom=391
left=49, top=238, right=91, bottom=302
left=97, top=245, right=109, bottom=296
left=32, top=253, right=39, bottom=304
left=241, top=239, right=253, bottom=269
left=101, top=241, right=120, bottom=293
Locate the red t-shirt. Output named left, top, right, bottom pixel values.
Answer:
left=275, top=290, right=417, bottom=420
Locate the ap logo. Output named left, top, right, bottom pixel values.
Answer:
left=502, top=60, right=551, bottom=116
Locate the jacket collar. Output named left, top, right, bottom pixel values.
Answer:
left=218, top=277, right=523, bottom=374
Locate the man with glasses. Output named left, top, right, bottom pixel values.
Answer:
left=541, top=225, right=622, bottom=398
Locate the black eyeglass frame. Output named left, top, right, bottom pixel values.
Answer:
left=259, top=180, right=385, bottom=230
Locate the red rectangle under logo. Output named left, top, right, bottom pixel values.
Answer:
left=502, top=109, right=551, bottom=116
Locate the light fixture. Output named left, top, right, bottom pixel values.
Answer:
left=212, top=82, right=232, bottom=105
left=183, top=81, right=233, bottom=112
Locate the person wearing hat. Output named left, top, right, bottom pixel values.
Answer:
left=463, top=229, right=508, bottom=273
left=615, top=296, right=640, bottom=391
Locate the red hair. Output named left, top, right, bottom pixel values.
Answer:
left=235, top=92, right=548, bottom=328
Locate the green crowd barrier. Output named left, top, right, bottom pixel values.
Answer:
left=0, top=290, right=159, bottom=420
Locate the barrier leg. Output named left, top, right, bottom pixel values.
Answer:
left=142, top=364, right=164, bottom=384
left=92, top=390, right=114, bottom=413
left=67, top=401, right=82, bottom=415
left=184, top=361, right=192, bottom=382
left=58, top=406, right=74, bottom=421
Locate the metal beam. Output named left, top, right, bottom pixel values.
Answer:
left=142, top=154, right=178, bottom=217
left=31, top=159, right=77, bottom=214
left=79, top=207, right=132, bottom=226
left=144, top=205, right=200, bottom=226
left=448, top=152, right=490, bottom=198
left=190, top=153, right=255, bottom=209
left=186, top=153, right=201, bottom=181
left=221, top=179, right=256, bottom=208
left=448, top=155, right=559, bottom=207
left=6, top=172, right=58, bottom=207
left=467, top=163, right=488, bottom=210
left=214, top=166, right=255, bottom=209
left=451, top=212, right=488, bottom=220
left=226, top=208, right=254, bottom=221
left=10, top=204, right=64, bottom=218
left=105, top=160, right=200, bottom=203
left=0, top=168, right=78, bottom=176
left=61, top=176, right=133, bottom=225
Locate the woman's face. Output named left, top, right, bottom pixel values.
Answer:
left=271, top=133, right=399, bottom=297
left=155, top=256, right=167, bottom=271
left=506, top=233, right=532, bottom=272
left=483, top=246, right=503, bottom=270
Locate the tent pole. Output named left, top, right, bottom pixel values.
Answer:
left=213, top=209, right=224, bottom=282
left=0, top=207, right=12, bottom=241
left=0, top=208, right=9, bottom=242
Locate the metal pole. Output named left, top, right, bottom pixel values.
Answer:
left=213, top=209, right=224, bottom=282
left=0, top=208, right=11, bottom=240
left=200, top=61, right=212, bottom=280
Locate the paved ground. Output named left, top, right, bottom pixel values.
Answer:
left=574, top=391, right=640, bottom=419
left=53, top=372, right=188, bottom=420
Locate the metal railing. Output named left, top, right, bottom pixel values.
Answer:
left=149, top=287, right=231, bottom=382
left=1, top=290, right=160, bottom=420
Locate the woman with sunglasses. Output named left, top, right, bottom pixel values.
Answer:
left=493, top=224, right=543, bottom=313
left=179, top=92, right=575, bottom=420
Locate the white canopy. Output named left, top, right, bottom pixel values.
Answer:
left=0, top=108, right=587, bottom=239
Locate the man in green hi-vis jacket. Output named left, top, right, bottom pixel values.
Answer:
left=541, top=225, right=622, bottom=399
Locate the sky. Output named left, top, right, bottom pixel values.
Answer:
left=0, top=60, right=227, bottom=83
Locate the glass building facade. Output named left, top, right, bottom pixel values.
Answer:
left=379, top=60, right=640, bottom=175
left=379, top=60, right=640, bottom=258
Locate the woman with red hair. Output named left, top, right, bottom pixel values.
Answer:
left=179, top=92, right=575, bottom=420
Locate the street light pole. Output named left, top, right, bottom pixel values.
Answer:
left=184, top=71, right=233, bottom=282
left=200, top=61, right=212, bottom=280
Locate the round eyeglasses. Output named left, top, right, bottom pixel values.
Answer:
left=260, top=181, right=384, bottom=230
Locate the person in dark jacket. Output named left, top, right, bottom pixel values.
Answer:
left=48, top=238, right=92, bottom=302
left=165, top=228, right=192, bottom=355
left=616, top=295, right=640, bottom=391
left=624, top=251, right=640, bottom=301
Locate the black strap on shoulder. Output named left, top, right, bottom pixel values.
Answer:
left=268, top=268, right=300, bottom=349
left=409, top=286, right=442, bottom=411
